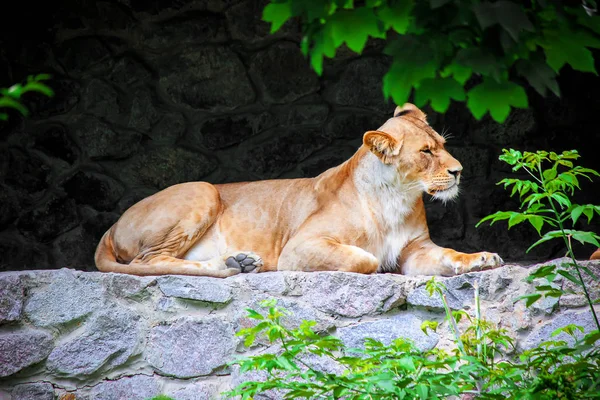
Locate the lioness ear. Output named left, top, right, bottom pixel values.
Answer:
left=363, top=130, right=402, bottom=164
left=394, top=103, right=427, bottom=120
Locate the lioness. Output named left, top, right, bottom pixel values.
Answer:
left=95, top=103, right=503, bottom=277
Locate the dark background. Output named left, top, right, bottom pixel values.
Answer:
left=1, top=0, right=599, bottom=272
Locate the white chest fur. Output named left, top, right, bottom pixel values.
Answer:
left=354, top=153, right=422, bottom=271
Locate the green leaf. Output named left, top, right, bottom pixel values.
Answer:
left=556, top=269, right=581, bottom=286
left=543, top=167, right=557, bottom=180
left=415, top=384, right=429, bottom=399
left=541, top=25, right=600, bottom=74
left=330, top=8, right=385, bottom=53
left=262, top=1, right=292, bottom=33
left=473, top=0, right=534, bottom=41
left=246, top=309, right=265, bottom=320
left=571, top=205, right=586, bottom=224
left=571, top=231, right=600, bottom=247
left=420, top=320, right=439, bottom=335
left=398, top=356, right=416, bottom=371
left=515, top=55, right=560, bottom=97
left=440, top=62, right=472, bottom=85
left=508, top=213, right=527, bottom=229
left=514, top=293, right=542, bottom=307
left=377, top=0, right=414, bottom=34
left=383, top=36, right=437, bottom=106
left=526, top=230, right=564, bottom=252
left=414, top=77, right=465, bottom=113
left=0, top=97, right=29, bottom=116
left=467, top=78, right=528, bottom=123
left=527, top=264, right=557, bottom=282
left=528, top=215, right=545, bottom=236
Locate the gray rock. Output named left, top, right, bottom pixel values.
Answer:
left=73, top=116, right=141, bottom=160
left=128, top=89, right=161, bottom=133
left=0, top=273, right=24, bottom=322
left=407, top=274, right=479, bottom=311
left=244, top=273, right=288, bottom=295
left=144, top=13, right=228, bottom=48
left=522, top=309, right=599, bottom=350
left=234, top=127, right=330, bottom=178
left=150, top=112, right=187, bottom=145
left=86, top=374, right=161, bottom=400
left=471, top=108, right=536, bottom=145
left=11, top=382, right=54, bottom=400
left=337, top=314, right=439, bottom=352
left=324, top=56, right=393, bottom=113
left=324, top=113, right=383, bottom=141
left=159, top=46, right=255, bottom=111
left=122, top=147, right=217, bottom=190
left=62, top=170, right=124, bottom=211
left=226, top=0, right=299, bottom=43
left=192, top=112, right=273, bottom=150
left=82, top=79, right=120, bottom=119
left=0, top=330, right=54, bottom=377
left=47, top=306, right=141, bottom=376
left=107, top=274, right=155, bottom=299
left=284, top=104, right=329, bottom=127
left=25, top=270, right=105, bottom=327
left=249, top=42, right=319, bottom=103
left=147, top=316, right=236, bottom=378
left=302, top=273, right=407, bottom=317
left=157, top=276, right=233, bottom=303
left=16, top=194, right=80, bottom=242
left=167, top=382, right=219, bottom=400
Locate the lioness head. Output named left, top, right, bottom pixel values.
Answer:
left=363, top=103, right=463, bottom=201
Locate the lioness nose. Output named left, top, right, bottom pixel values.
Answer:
left=448, top=167, right=462, bottom=177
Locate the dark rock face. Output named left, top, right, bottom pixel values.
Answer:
left=1, top=0, right=599, bottom=271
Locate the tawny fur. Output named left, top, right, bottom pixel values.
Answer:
left=95, top=103, right=503, bottom=277
left=591, top=249, right=600, bottom=260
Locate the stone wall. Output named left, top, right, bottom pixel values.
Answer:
left=1, top=0, right=600, bottom=273
left=1, top=259, right=599, bottom=399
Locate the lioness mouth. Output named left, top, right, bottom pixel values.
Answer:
left=427, top=184, right=456, bottom=195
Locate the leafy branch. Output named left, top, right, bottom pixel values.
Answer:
left=477, top=148, right=600, bottom=331
left=262, top=0, right=600, bottom=122
left=0, top=74, right=54, bottom=121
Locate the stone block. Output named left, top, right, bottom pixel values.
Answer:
left=0, top=273, right=24, bottom=323
left=337, top=314, right=439, bottom=352
left=0, top=330, right=54, bottom=377
left=147, top=316, right=236, bottom=378
left=157, top=275, right=233, bottom=303
left=24, top=270, right=105, bottom=327
left=302, top=272, right=407, bottom=317
left=159, top=46, right=255, bottom=111
left=85, top=375, right=161, bottom=400
left=11, top=382, right=54, bottom=400
left=47, top=306, right=142, bottom=376
left=249, top=42, right=319, bottom=103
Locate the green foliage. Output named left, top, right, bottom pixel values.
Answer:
left=477, top=148, right=600, bottom=332
left=262, top=0, right=600, bottom=122
left=147, top=396, right=175, bottom=400
left=0, top=74, right=54, bottom=121
left=224, top=294, right=600, bottom=399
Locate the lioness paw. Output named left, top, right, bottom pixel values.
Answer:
left=224, top=252, right=263, bottom=273
left=462, top=252, right=503, bottom=274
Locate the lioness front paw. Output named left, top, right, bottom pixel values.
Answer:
left=224, top=251, right=263, bottom=273
left=460, top=252, right=503, bottom=274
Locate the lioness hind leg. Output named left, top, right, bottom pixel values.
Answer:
left=278, top=238, right=379, bottom=274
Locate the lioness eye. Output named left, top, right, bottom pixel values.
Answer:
left=421, top=148, right=432, bottom=155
